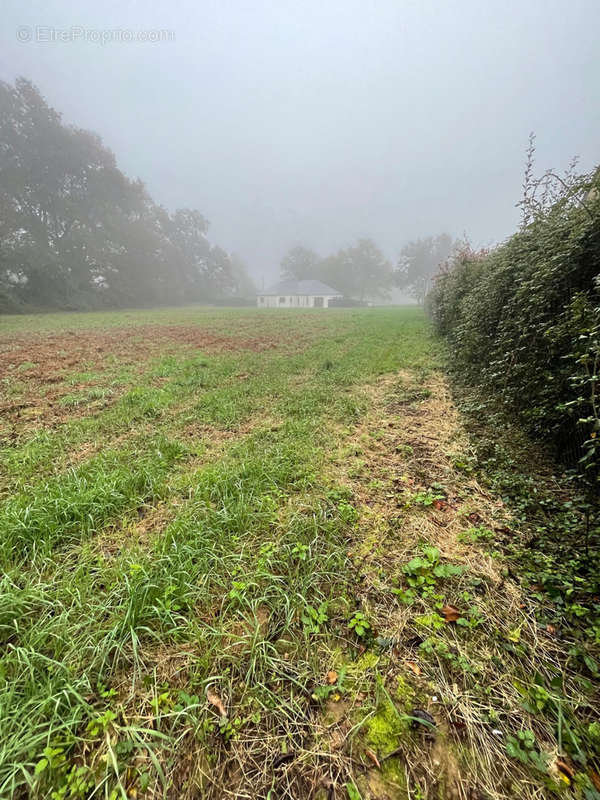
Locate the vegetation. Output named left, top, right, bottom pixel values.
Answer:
left=0, top=78, right=254, bottom=312
left=427, top=160, right=600, bottom=491
left=280, top=239, right=394, bottom=300
left=424, top=157, right=600, bottom=799
left=395, top=233, right=457, bottom=305
left=2, top=305, right=599, bottom=799
left=279, top=233, right=461, bottom=305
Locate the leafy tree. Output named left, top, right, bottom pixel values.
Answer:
left=229, top=253, right=256, bottom=298
left=280, top=245, right=320, bottom=280
left=322, top=238, right=393, bottom=300
left=0, top=77, right=251, bottom=311
left=395, top=233, right=456, bottom=304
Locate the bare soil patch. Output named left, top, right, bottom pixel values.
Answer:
left=0, top=325, right=282, bottom=430
left=0, top=324, right=280, bottom=383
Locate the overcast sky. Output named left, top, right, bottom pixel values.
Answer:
left=1, top=0, right=598, bottom=282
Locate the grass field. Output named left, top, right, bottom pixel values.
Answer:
left=0, top=307, right=597, bottom=800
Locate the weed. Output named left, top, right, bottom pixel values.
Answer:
left=348, top=611, right=371, bottom=638
left=505, top=730, right=548, bottom=772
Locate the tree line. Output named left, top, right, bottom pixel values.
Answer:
left=0, top=77, right=254, bottom=313
left=279, top=233, right=457, bottom=304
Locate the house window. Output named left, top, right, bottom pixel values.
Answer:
left=259, top=296, right=264, bottom=304
left=313, top=296, right=324, bottom=307
left=279, top=296, right=286, bottom=304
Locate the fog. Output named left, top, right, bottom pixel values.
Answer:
left=1, top=0, right=598, bottom=283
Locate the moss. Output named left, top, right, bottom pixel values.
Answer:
left=355, top=651, right=380, bottom=671
left=365, top=699, right=410, bottom=758
left=395, top=675, right=417, bottom=710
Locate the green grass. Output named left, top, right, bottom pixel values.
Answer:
left=3, top=306, right=599, bottom=799
left=0, top=307, right=436, bottom=798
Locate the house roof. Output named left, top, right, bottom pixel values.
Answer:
left=257, top=279, right=342, bottom=296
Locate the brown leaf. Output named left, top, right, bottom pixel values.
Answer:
left=433, top=499, right=448, bottom=511
left=406, top=660, right=421, bottom=676
left=556, top=759, right=575, bottom=780
left=365, top=748, right=381, bottom=769
left=590, top=770, right=600, bottom=792
left=206, top=687, right=227, bottom=717
left=546, top=624, right=557, bottom=635
left=326, top=670, right=338, bottom=685
left=468, top=512, right=482, bottom=524
left=441, top=604, right=461, bottom=623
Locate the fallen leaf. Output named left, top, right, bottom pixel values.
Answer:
left=590, top=770, right=600, bottom=792
left=365, top=748, right=381, bottom=769
left=468, top=512, right=482, bottom=524
left=406, top=660, right=421, bottom=676
left=441, top=604, right=461, bottom=623
left=433, top=499, right=448, bottom=511
left=206, top=687, right=227, bottom=717
left=326, top=670, right=338, bottom=685
left=546, top=624, right=557, bottom=635
left=555, top=759, right=575, bottom=780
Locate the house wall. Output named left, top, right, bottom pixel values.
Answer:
left=257, top=295, right=339, bottom=308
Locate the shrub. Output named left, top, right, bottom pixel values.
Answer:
left=428, top=165, right=600, bottom=490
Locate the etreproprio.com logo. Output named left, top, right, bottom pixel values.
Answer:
left=16, top=26, right=175, bottom=44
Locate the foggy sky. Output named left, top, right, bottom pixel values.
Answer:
left=1, top=0, right=598, bottom=283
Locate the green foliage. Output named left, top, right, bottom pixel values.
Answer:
left=0, top=308, right=440, bottom=798
left=428, top=165, right=600, bottom=490
left=419, top=636, right=476, bottom=674
left=394, top=545, right=463, bottom=605
left=302, top=602, right=329, bottom=634
left=280, top=245, right=321, bottom=280
left=505, top=730, right=548, bottom=772
left=410, top=489, right=444, bottom=507
left=346, top=782, right=362, bottom=800
left=348, top=611, right=371, bottom=638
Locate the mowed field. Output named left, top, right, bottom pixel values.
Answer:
left=0, top=308, right=580, bottom=800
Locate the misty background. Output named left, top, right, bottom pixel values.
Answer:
left=1, top=0, right=598, bottom=285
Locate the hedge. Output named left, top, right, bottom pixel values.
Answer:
left=427, top=170, right=600, bottom=490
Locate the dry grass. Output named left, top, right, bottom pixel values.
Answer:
left=318, top=369, right=577, bottom=799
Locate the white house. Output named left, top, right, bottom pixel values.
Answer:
left=257, top=279, right=342, bottom=308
